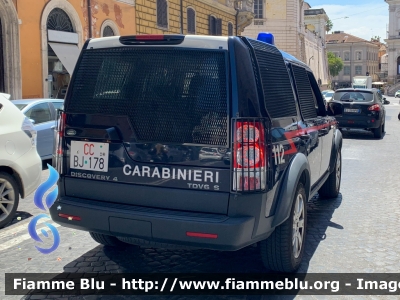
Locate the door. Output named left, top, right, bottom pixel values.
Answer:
left=307, top=71, right=334, bottom=177
left=291, top=65, right=322, bottom=186
left=25, top=103, right=55, bottom=159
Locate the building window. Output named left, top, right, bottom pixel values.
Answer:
left=332, top=52, right=339, bottom=58
left=47, top=8, right=74, bottom=32
left=209, top=15, right=222, bottom=36
left=344, top=52, right=350, bottom=61
left=187, top=8, right=196, bottom=34
left=355, top=66, right=362, bottom=75
left=103, top=26, right=114, bottom=37
left=228, top=22, right=233, bottom=36
left=356, top=51, right=362, bottom=60
left=344, top=66, right=350, bottom=75
left=254, top=0, right=264, bottom=25
left=157, top=0, right=168, bottom=29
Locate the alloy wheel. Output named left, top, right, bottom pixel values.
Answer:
left=292, top=194, right=305, bottom=259
left=336, top=152, right=341, bottom=191
left=0, top=179, right=16, bottom=222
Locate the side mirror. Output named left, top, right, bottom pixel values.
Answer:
left=29, top=118, right=35, bottom=124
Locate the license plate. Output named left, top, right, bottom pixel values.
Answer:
left=344, top=108, right=360, bottom=113
left=70, top=141, right=109, bottom=172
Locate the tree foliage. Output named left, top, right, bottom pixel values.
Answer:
left=328, top=52, right=344, bottom=78
left=325, top=19, right=333, bottom=33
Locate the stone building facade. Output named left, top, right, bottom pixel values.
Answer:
left=326, top=32, right=379, bottom=89
left=135, top=0, right=245, bottom=36
left=385, top=0, right=400, bottom=94
left=241, top=0, right=329, bottom=88
left=0, top=0, right=253, bottom=99
left=0, top=0, right=136, bottom=99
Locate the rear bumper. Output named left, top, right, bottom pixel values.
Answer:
left=336, top=115, right=381, bottom=129
left=9, top=146, right=42, bottom=198
left=49, top=196, right=274, bottom=251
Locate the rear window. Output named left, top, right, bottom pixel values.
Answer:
left=325, top=92, right=334, bottom=97
left=333, top=91, right=374, bottom=102
left=67, top=47, right=228, bottom=146
left=14, top=103, right=27, bottom=110
left=52, top=102, right=64, bottom=110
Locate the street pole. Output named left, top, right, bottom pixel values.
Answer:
left=350, top=43, right=353, bottom=87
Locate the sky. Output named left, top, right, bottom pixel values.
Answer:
left=307, top=0, right=389, bottom=41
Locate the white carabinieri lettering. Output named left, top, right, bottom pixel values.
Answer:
left=122, top=165, right=220, bottom=183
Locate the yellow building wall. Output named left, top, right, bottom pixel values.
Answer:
left=135, top=0, right=236, bottom=36
left=16, top=0, right=136, bottom=98
left=266, top=0, right=287, bottom=20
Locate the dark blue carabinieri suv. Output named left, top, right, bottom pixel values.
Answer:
left=51, top=33, right=342, bottom=273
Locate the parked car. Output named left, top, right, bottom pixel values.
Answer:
left=323, top=91, right=335, bottom=102
left=0, top=94, right=42, bottom=228
left=328, top=88, right=386, bottom=138
left=395, top=90, right=400, bottom=98
left=322, top=89, right=334, bottom=97
left=50, top=33, right=342, bottom=273
left=12, top=99, right=64, bottom=160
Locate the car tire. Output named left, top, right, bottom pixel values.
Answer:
left=319, top=150, right=342, bottom=199
left=260, top=182, right=307, bottom=273
left=89, top=232, right=128, bottom=247
left=0, top=172, right=20, bottom=229
left=373, top=122, right=384, bottom=139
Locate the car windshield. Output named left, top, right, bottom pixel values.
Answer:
left=13, top=103, right=28, bottom=110
left=333, top=91, right=374, bottom=102
left=325, top=92, right=334, bottom=97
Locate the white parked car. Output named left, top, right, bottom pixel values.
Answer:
left=0, top=93, right=42, bottom=228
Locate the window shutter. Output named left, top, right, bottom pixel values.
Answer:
left=187, top=8, right=196, bottom=34
left=228, top=23, right=233, bottom=36
left=157, top=0, right=168, bottom=28
left=209, top=15, right=215, bottom=35
left=216, top=18, right=222, bottom=36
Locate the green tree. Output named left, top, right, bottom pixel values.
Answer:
left=325, top=19, right=333, bottom=33
left=328, top=52, right=344, bottom=78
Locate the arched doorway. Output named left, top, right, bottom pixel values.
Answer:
left=46, top=8, right=78, bottom=99
left=41, top=0, right=83, bottom=98
left=397, top=56, right=400, bottom=75
left=0, top=18, right=4, bottom=93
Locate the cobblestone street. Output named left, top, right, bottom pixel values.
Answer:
left=1, top=99, right=400, bottom=300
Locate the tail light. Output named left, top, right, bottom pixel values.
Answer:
left=368, top=104, right=380, bottom=111
left=119, top=35, right=185, bottom=45
left=21, top=117, right=37, bottom=147
left=232, top=119, right=267, bottom=192
left=53, top=111, right=66, bottom=174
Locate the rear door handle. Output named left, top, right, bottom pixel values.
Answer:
left=299, top=134, right=311, bottom=141
left=320, top=128, right=329, bottom=134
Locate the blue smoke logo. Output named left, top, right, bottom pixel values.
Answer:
left=28, top=165, right=60, bottom=254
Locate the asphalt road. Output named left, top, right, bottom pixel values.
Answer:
left=1, top=97, right=400, bottom=300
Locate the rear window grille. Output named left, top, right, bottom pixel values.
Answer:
left=244, top=38, right=297, bottom=119
left=291, top=65, right=317, bottom=120
left=66, top=48, right=228, bottom=146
